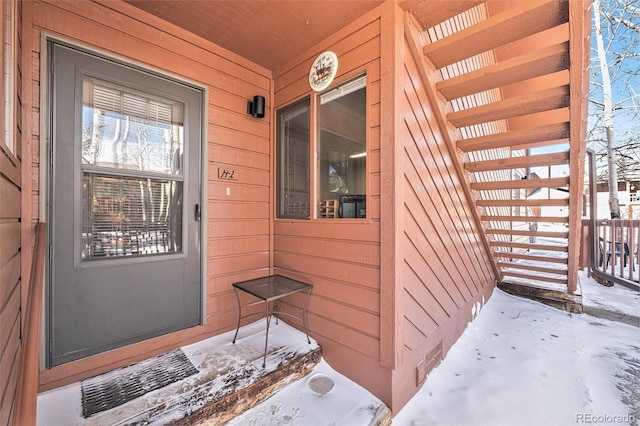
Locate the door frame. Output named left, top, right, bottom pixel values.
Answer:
left=39, top=35, right=209, bottom=367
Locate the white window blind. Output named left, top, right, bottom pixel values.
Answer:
left=87, top=79, right=183, bottom=126
left=82, top=76, right=185, bottom=175
left=320, top=75, right=366, bottom=105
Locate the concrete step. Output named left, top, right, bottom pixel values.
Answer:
left=37, top=320, right=391, bottom=425
left=37, top=320, right=321, bottom=425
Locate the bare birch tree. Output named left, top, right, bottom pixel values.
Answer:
left=589, top=0, right=640, bottom=218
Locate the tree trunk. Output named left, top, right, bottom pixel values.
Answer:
left=594, top=0, right=620, bottom=218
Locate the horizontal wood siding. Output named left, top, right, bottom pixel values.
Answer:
left=0, top=0, right=21, bottom=423
left=26, top=0, right=273, bottom=390
left=273, top=13, right=382, bottom=363
left=0, top=223, right=21, bottom=426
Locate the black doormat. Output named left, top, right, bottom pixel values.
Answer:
left=81, top=348, right=199, bottom=418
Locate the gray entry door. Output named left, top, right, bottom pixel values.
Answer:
left=48, top=43, right=203, bottom=366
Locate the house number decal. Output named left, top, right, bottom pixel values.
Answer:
left=218, top=168, right=238, bottom=180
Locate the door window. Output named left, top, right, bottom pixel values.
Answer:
left=81, top=78, right=185, bottom=259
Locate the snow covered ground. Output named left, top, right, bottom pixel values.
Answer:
left=218, top=270, right=640, bottom=426
left=36, top=320, right=389, bottom=425
left=393, top=272, right=640, bottom=426
left=37, top=271, right=639, bottom=426
left=225, top=359, right=390, bottom=426
left=183, top=270, right=640, bottom=426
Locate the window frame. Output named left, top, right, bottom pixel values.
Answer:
left=315, top=74, right=367, bottom=220
left=1, top=0, right=16, bottom=158
left=275, top=69, right=370, bottom=222
left=276, top=96, right=311, bottom=220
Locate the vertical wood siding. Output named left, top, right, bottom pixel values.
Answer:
left=273, top=15, right=382, bottom=362
left=23, top=0, right=273, bottom=390
left=0, top=1, right=22, bottom=423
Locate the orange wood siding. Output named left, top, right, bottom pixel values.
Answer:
left=272, top=4, right=499, bottom=411
left=0, top=0, right=21, bottom=423
left=3, top=0, right=589, bottom=417
left=22, top=0, right=273, bottom=390
left=272, top=9, right=388, bottom=402
left=0, top=218, right=21, bottom=426
left=392, top=24, right=496, bottom=409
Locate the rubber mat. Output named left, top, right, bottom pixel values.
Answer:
left=81, top=348, right=198, bottom=417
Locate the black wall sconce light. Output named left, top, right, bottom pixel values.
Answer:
left=247, top=95, right=265, bottom=118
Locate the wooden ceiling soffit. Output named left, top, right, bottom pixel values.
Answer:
left=124, top=0, right=385, bottom=71
left=423, top=0, right=568, bottom=69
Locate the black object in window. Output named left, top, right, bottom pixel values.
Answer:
left=339, top=194, right=366, bottom=218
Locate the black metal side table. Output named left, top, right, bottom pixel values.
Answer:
left=231, top=274, right=312, bottom=367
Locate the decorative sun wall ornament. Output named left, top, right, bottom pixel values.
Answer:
left=309, top=51, right=338, bottom=92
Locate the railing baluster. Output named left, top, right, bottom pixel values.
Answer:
left=590, top=218, right=639, bottom=289
left=626, top=220, right=632, bottom=281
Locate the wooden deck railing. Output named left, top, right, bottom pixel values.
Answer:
left=584, top=218, right=639, bottom=290
left=13, top=223, right=47, bottom=426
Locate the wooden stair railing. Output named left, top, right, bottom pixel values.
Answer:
left=401, top=0, right=590, bottom=293
left=13, top=222, right=47, bottom=426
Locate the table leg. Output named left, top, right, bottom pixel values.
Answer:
left=302, top=287, right=312, bottom=344
left=232, top=287, right=242, bottom=344
left=263, top=300, right=271, bottom=368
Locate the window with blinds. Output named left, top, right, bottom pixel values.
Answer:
left=82, top=77, right=184, bottom=174
left=81, top=76, right=185, bottom=259
left=2, top=0, right=15, bottom=154
left=276, top=98, right=310, bottom=219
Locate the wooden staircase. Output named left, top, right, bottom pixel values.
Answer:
left=401, top=0, right=591, bottom=293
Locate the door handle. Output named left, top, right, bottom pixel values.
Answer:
left=195, top=204, right=201, bottom=221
